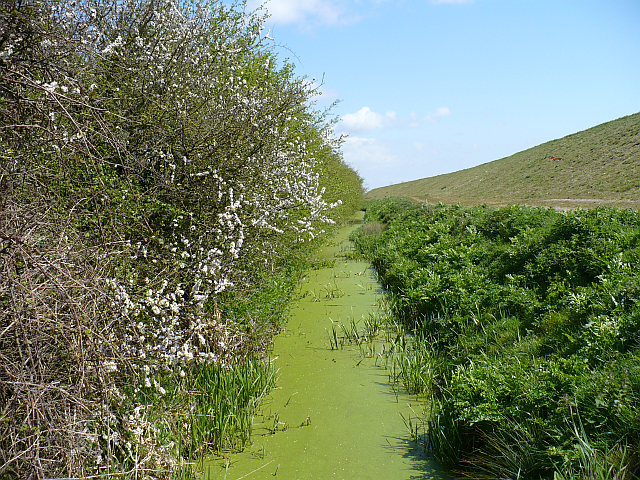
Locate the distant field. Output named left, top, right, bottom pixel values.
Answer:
left=366, top=112, right=640, bottom=209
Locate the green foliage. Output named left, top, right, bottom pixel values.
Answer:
left=355, top=201, right=640, bottom=478
left=0, top=0, right=363, bottom=477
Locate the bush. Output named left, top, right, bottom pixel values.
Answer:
left=0, top=0, right=362, bottom=477
left=356, top=201, right=640, bottom=478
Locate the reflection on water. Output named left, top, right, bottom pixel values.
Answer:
left=202, top=222, right=448, bottom=480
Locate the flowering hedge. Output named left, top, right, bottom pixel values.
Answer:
left=0, top=0, right=362, bottom=477
left=355, top=200, right=640, bottom=478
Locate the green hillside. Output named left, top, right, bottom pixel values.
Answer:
left=366, top=112, right=640, bottom=209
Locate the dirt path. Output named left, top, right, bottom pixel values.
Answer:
left=203, top=220, right=446, bottom=480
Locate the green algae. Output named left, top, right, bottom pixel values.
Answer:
left=202, top=221, right=447, bottom=480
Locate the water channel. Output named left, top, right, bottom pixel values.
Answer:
left=203, top=219, right=447, bottom=479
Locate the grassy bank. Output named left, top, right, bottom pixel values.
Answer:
left=366, top=112, right=640, bottom=209
left=353, top=198, right=640, bottom=479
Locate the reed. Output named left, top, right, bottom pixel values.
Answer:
left=327, top=324, right=341, bottom=350
left=145, top=356, right=278, bottom=469
left=553, top=413, right=635, bottom=480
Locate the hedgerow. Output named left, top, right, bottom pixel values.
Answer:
left=0, top=0, right=362, bottom=478
left=355, top=198, right=640, bottom=479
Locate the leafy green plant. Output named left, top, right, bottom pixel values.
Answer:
left=355, top=201, right=640, bottom=478
left=0, top=0, right=363, bottom=477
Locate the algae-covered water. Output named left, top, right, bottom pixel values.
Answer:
left=203, top=220, right=446, bottom=480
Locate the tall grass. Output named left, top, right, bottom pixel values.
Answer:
left=387, top=333, right=435, bottom=396
left=125, top=357, right=277, bottom=478
left=187, top=358, right=277, bottom=454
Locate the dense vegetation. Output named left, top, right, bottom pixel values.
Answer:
left=354, top=198, right=640, bottom=479
left=0, top=0, right=362, bottom=478
left=366, top=112, right=640, bottom=210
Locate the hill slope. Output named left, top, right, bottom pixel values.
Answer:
left=366, top=112, right=640, bottom=209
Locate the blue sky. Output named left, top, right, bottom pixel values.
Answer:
left=245, top=0, right=640, bottom=190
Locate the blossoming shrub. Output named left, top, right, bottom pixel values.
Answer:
left=354, top=199, right=640, bottom=478
left=0, top=0, right=363, bottom=478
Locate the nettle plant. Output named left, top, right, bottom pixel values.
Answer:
left=1, top=0, right=346, bottom=477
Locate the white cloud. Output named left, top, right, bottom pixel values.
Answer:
left=342, top=136, right=399, bottom=186
left=426, top=106, right=451, bottom=121
left=340, top=107, right=396, bottom=132
left=340, top=105, right=450, bottom=136
left=249, top=0, right=350, bottom=26
left=408, top=111, right=420, bottom=128
left=343, top=136, right=434, bottom=189
left=430, top=0, right=473, bottom=4
left=304, top=79, right=341, bottom=104
left=343, top=136, right=393, bottom=166
left=318, top=85, right=340, bottom=103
